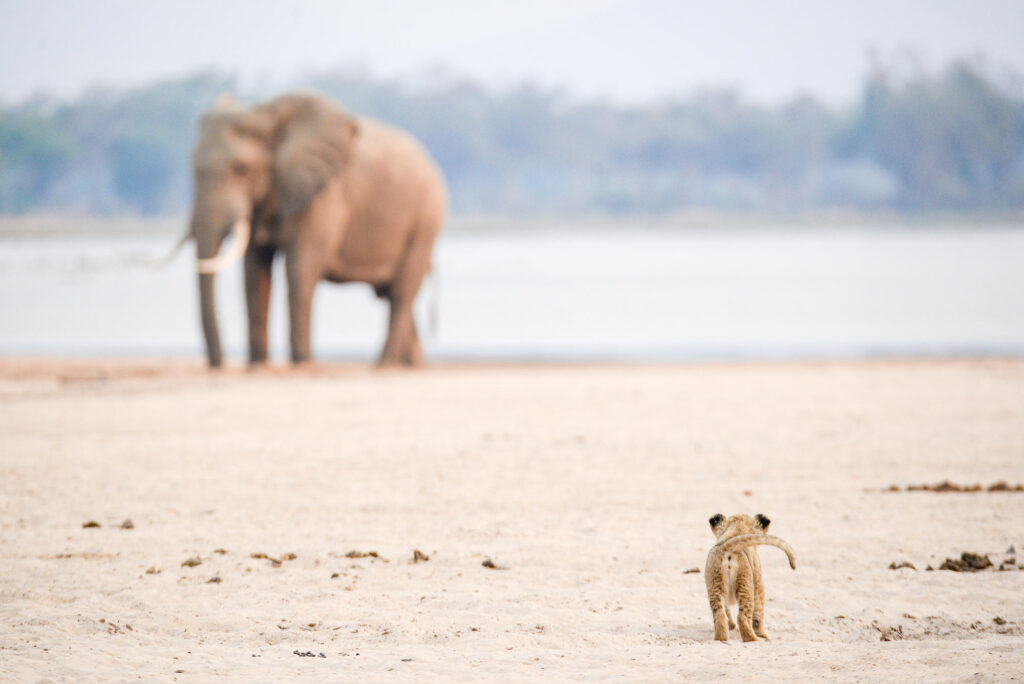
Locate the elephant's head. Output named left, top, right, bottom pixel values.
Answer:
left=188, top=94, right=358, bottom=366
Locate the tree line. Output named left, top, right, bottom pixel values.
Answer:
left=1, top=58, right=1022, bottom=218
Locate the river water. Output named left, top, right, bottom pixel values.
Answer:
left=1, top=224, right=1022, bottom=361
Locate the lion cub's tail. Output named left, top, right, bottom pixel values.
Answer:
left=706, top=534, right=797, bottom=571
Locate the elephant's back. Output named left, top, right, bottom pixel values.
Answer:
left=345, top=117, right=447, bottom=224
left=354, top=118, right=446, bottom=190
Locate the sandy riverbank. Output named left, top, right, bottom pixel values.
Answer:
left=1, top=359, right=1022, bottom=681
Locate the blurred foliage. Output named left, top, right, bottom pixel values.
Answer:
left=843, top=60, right=1024, bottom=209
left=1, top=72, right=233, bottom=215
left=0, top=110, right=75, bottom=212
left=1, top=59, right=1022, bottom=217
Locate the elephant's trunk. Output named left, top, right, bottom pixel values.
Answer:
left=194, top=219, right=249, bottom=368
left=198, top=271, right=222, bottom=368
left=197, top=219, right=251, bottom=274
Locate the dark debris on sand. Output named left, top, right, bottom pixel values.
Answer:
left=886, top=480, right=1024, bottom=493
left=939, top=552, right=993, bottom=572
left=923, top=552, right=1019, bottom=572
left=251, top=552, right=297, bottom=567
left=889, top=561, right=917, bottom=570
left=872, top=621, right=905, bottom=641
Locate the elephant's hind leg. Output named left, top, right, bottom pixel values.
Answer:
left=379, top=227, right=437, bottom=367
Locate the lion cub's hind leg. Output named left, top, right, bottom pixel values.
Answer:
left=708, top=573, right=731, bottom=641
left=753, top=590, right=768, bottom=638
left=735, top=555, right=762, bottom=642
left=750, top=553, right=769, bottom=639
left=713, top=603, right=730, bottom=642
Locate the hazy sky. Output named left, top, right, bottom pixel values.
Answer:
left=2, top=0, right=1023, bottom=105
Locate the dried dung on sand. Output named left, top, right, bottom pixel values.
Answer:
left=939, top=552, right=993, bottom=572
left=887, top=480, right=1024, bottom=493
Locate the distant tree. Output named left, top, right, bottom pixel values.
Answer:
left=0, top=110, right=74, bottom=212
left=48, top=72, right=235, bottom=215
left=843, top=58, right=1024, bottom=209
left=109, top=135, right=176, bottom=215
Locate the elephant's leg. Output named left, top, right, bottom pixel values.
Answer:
left=380, top=296, right=422, bottom=367
left=281, top=186, right=344, bottom=365
left=284, top=244, right=322, bottom=364
left=379, top=230, right=436, bottom=367
left=244, top=245, right=275, bottom=365
left=385, top=297, right=424, bottom=366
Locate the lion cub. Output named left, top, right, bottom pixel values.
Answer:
left=704, top=513, right=796, bottom=642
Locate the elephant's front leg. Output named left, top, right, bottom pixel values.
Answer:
left=245, top=245, right=275, bottom=365
left=284, top=244, right=323, bottom=364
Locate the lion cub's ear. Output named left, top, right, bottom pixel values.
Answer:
left=755, top=513, right=771, bottom=530
left=709, top=513, right=725, bottom=529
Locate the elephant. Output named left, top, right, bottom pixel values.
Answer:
left=184, top=92, right=447, bottom=368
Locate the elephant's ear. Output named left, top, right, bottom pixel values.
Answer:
left=269, top=96, right=360, bottom=219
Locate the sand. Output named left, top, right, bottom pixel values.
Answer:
left=1, top=359, right=1022, bottom=682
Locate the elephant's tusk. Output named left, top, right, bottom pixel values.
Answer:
left=196, top=219, right=251, bottom=274
left=144, top=230, right=192, bottom=269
